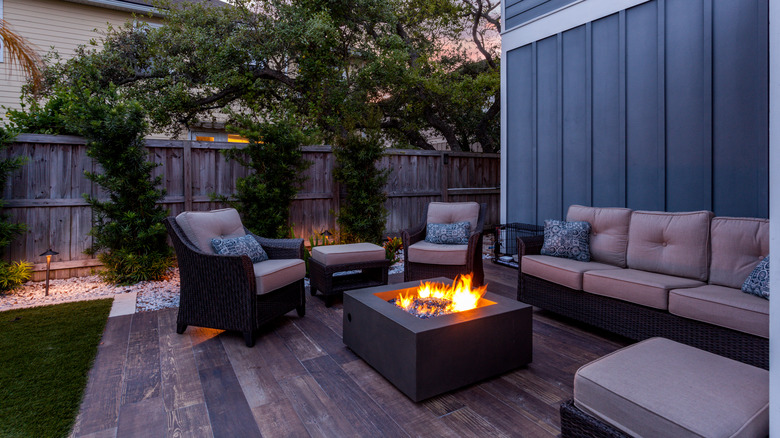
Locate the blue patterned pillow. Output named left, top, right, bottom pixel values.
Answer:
left=540, top=219, right=591, bottom=262
left=425, top=221, right=471, bottom=245
left=211, top=234, right=269, bottom=263
left=742, top=255, right=769, bottom=300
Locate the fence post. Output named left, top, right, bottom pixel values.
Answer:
left=440, top=152, right=450, bottom=202
left=182, top=141, right=193, bottom=211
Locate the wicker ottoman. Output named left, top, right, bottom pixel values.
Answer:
left=309, top=243, right=391, bottom=307
left=561, top=337, right=768, bottom=438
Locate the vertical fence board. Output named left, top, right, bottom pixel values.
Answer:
left=1, top=136, right=499, bottom=275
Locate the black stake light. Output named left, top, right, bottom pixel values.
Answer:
left=39, top=249, right=59, bottom=297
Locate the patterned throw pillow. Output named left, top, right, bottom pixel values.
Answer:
left=211, top=234, right=269, bottom=263
left=540, top=219, right=591, bottom=262
left=742, top=255, right=769, bottom=300
left=425, top=221, right=471, bottom=245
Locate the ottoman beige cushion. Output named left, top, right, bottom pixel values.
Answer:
left=521, top=255, right=620, bottom=290
left=311, top=243, right=386, bottom=266
left=253, top=259, right=306, bottom=295
left=574, top=337, right=768, bottom=438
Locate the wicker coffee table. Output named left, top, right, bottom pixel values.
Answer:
left=309, top=243, right=391, bottom=307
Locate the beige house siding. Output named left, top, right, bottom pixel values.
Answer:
left=1, top=0, right=160, bottom=115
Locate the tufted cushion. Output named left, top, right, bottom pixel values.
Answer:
left=540, top=220, right=591, bottom=262
left=742, top=256, right=770, bottom=300
left=626, top=210, right=713, bottom=281
left=211, top=235, right=268, bottom=263
left=709, top=217, right=769, bottom=288
left=567, top=205, right=632, bottom=267
left=425, top=222, right=470, bottom=244
left=175, top=208, right=246, bottom=254
left=426, top=202, right=480, bottom=233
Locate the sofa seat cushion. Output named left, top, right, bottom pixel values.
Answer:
left=669, top=285, right=769, bottom=338
left=253, top=259, right=306, bottom=295
left=626, top=210, right=713, bottom=281
left=521, top=255, right=621, bottom=290
left=567, top=205, right=632, bottom=267
left=709, top=217, right=769, bottom=288
left=574, top=337, right=768, bottom=438
left=311, top=243, right=386, bottom=266
left=583, top=269, right=705, bottom=310
left=426, top=202, right=480, bottom=232
left=408, top=241, right=467, bottom=265
left=176, top=208, right=246, bottom=254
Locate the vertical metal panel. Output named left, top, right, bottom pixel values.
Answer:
left=665, top=0, right=711, bottom=212
left=625, top=1, right=664, bottom=211
left=503, top=0, right=768, bottom=221
left=535, top=36, right=563, bottom=222
left=712, top=0, right=769, bottom=217
left=505, top=45, right=537, bottom=224
left=562, top=25, right=591, bottom=210
left=591, top=14, right=623, bottom=207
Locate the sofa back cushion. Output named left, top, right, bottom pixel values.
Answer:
left=427, top=202, right=480, bottom=232
left=709, top=217, right=769, bottom=288
left=175, top=208, right=246, bottom=254
left=626, top=210, right=713, bottom=281
left=567, top=205, right=632, bottom=267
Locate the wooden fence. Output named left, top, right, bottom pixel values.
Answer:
left=1, top=134, right=499, bottom=279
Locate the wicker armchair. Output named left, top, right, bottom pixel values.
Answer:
left=164, top=209, right=306, bottom=347
left=401, top=202, right=487, bottom=286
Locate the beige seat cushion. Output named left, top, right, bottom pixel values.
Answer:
left=407, top=241, right=467, bottom=265
left=574, top=337, right=768, bottom=438
left=521, top=255, right=621, bottom=290
left=709, top=217, right=769, bottom=289
left=567, top=205, right=632, bottom=267
left=311, top=243, right=386, bottom=266
left=626, top=210, right=713, bottom=281
left=253, top=259, right=306, bottom=295
left=426, top=202, right=480, bottom=231
left=583, top=269, right=704, bottom=310
left=175, top=208, right=246, bottom=254
left=669, top=285, right=769, bottom=338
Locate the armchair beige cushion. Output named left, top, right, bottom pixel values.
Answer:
left=426, top=202, right=480, bottom=232
left=175, top=208, right=246, bottom=254
left=408, top=241, right=468, bottom=265
left=253, top=259, right=306, bottom=295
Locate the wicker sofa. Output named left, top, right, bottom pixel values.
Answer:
left=517, top=205, right=769, bottom=369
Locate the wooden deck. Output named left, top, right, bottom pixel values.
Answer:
left=71, top=263, right=629, bottom=438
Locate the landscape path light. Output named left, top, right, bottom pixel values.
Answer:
left=39, top=248, right=59, bottom=297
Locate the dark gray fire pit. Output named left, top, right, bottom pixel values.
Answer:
left=343, top=278, right=532, bottom=402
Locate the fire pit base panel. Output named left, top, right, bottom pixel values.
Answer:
left=343, top=278, right=532, bottom=402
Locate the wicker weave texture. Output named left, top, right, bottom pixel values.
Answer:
left=308, top=257, right=390, bottom=306
left=164, top=217, right=305, bottom=347
left=401, top=203, right=487, bottom=286
left=560, top=400, right=630, bottom=438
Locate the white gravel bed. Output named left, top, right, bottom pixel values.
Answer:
left=1, top=261, right=407, bottom=314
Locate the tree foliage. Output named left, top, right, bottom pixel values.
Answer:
left=218, top=112, right=312, bottom=238
left=0, top=126, right=32, bottom=292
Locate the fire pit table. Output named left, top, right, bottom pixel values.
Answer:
left=343, top=277, right=532, bottom=402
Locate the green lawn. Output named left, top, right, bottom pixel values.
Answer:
left=0, top=299, right=113, bottom=437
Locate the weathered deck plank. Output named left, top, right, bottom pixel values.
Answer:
left=79, top=262, right=628, bottom=438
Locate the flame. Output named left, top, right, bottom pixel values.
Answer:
left=393, top=273, right=487, bottom=317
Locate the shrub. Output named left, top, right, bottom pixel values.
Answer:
left=0, top=261, right=33, bottom=292
left=219, top=114, right=311, bottom=238
left=383, top=236, right=403, bottom=263
left=333, top=133, right=388, bottom=244
left=0, top=126, right=31, bottom=291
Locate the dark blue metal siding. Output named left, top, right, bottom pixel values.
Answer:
left=505, top=0, right=581, bottom=31
left=504, top=0, right=769, bottom=224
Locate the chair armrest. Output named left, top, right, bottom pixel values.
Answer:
left=250, top=234, right=305, bottom=260
left=401, top=221, right=426, bottom=261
